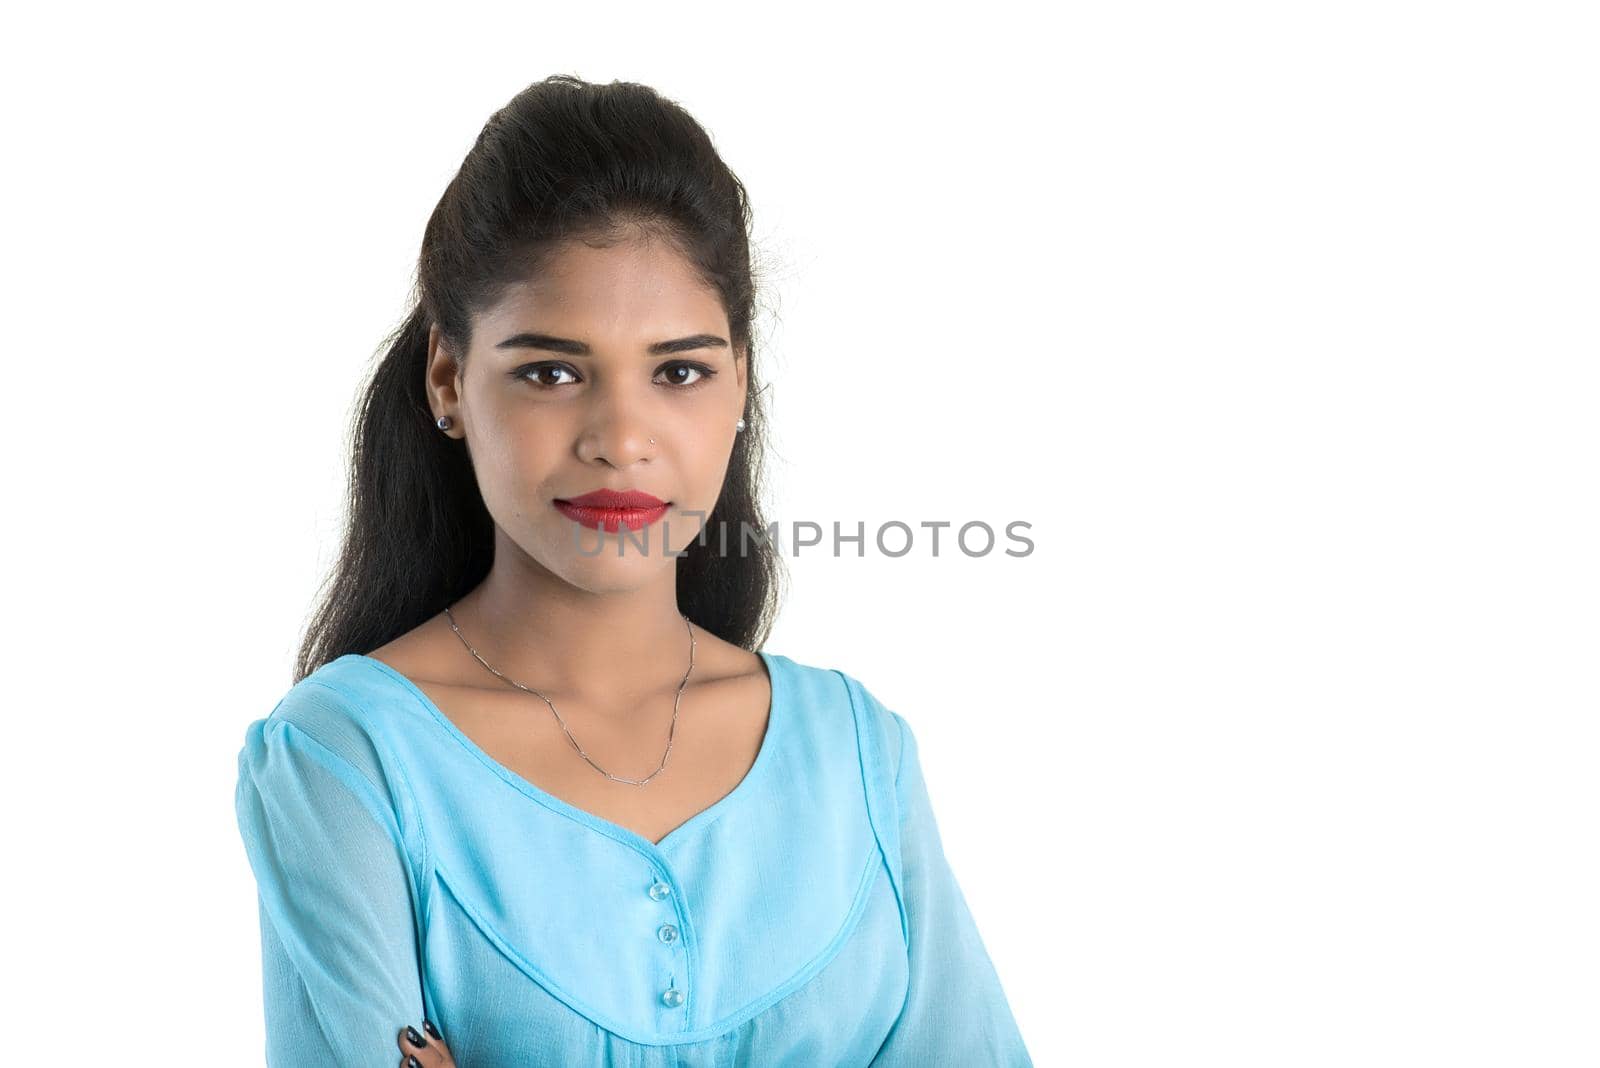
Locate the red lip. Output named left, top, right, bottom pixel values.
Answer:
left=553, top=488, right=671, bottom=533
left=557, top=489, right=668, bottom=509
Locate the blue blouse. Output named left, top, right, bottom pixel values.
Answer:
left=233, top=650, right=1032, bottom=1066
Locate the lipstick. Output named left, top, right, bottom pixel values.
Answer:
left=553, top=488, right=671, bottom=533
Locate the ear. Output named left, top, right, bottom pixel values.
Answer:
left=426, top=323, right=464, bottom=431
left=734, top=340, right=750, bottom=395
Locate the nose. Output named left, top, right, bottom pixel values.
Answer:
left=573, top=383, right=656, bottom=468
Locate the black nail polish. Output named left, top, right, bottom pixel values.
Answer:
left=422, top=1018, right=443, bottom=1040
left=406, top=1057, right=422, bottom=1068
left=405, top=1025, right=428, bottom=1048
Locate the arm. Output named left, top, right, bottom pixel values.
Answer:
left=235, top=714, right=428, bottom=1067
left=870, top=711, right=1033, bottom=1067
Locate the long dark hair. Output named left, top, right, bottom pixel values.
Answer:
left=293, top=75, right=784, bottom=684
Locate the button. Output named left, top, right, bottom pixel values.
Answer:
left=648, top=881, right=672, bottom=901
left=661, top=987, right=685, bottom=1008
left=657, top=923, right=679, bottom=945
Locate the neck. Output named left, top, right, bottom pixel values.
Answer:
left=444, top=541, right=696, bottom=702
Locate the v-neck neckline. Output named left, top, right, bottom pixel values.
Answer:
left=340, top=649, right=786, bottom=856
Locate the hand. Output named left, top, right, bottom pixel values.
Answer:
left=396, top=1018, right=456, bottom=1067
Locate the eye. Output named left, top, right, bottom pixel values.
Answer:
left=656, top=361, right=718, bottom=389
left=512, top=362, right=580, bottom=389
left=509, top=360, right=718, bottom=391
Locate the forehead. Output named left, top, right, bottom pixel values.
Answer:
left=478, top=236, right=725, bottom=338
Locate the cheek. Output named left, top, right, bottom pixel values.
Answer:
left=679, top=440, right=738, bottom=505
left=470, top=428, right=562, bottom=516
left=674, top=428, right=720, bottom=467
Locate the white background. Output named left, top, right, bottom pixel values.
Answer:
left=3, top=2, right=1595, bottom=1065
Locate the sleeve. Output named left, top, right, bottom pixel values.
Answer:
left=234, top=712, right=428, bottom=1067
left=870, top=710, right=1034, bottom=1067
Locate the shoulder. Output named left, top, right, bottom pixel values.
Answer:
left=237, top=656, right=410, bottom=805
left=764, top=651, right=910, bottom=778
left=234, top=660, right=432, bottom=886
left=265, top=657, right=388, bottom=747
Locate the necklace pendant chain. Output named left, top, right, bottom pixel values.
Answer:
left=441, top=607, right=695, bottom=787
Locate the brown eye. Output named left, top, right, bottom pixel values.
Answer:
left=513, top=363, right=579, bottom=388
left=656, top=361, right=717, bottom=389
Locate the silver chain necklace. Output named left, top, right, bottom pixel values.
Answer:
left=442, top=606, right=696, bottom=787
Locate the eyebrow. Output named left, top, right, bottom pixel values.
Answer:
left=493, top=332, right=730, bottom=357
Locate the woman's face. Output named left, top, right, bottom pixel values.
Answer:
left=426, top=234, right=748, bottom=593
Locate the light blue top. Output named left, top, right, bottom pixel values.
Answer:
left=233, top=650, right=1032, bottom=1066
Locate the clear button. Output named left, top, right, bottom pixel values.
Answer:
left=657, top=923, right=679, bottom=945
left=661, top=987, right=685, bottom=1008
left=648, top=880, right=672, bottom=901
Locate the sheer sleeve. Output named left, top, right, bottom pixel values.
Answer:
left=234, top=707, right=428, bottom=1067
left=870, top=711, right=1033, bottom=1067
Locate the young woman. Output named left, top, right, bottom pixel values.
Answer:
left=233, top=74, right=1031, bottom=1067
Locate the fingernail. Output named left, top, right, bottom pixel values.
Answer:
left=405, top=1025, right=428, bottom=1048
left=422, top=1018, right=443, bottom=1040
left=406, top=1057, right=423, bottom=1068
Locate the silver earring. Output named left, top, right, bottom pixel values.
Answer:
left=649, top=437, right=656, bottom=445
left=436, top=415, right=453, bottom=431
left=735, top=418, right=746, bottom=432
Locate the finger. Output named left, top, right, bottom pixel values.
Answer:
left=396, top=1022, right=457, bottom=1068
left=396, top=1024, right=445, bottom=1067
left=424, top=1020, right=457, bottom=1068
